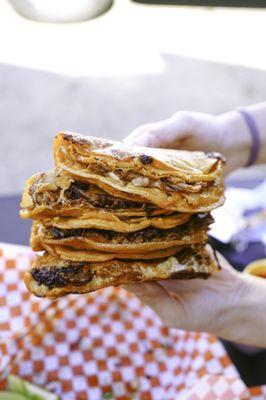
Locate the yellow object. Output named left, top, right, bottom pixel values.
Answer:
left=244, top=259, right=266, bottom=279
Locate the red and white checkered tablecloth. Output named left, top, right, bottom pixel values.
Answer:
left=0, top=243, right=265, bottom=399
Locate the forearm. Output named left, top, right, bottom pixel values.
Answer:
left=219, top=102, right=266, bottom=173
left=217, top=274, right=266, bottom=347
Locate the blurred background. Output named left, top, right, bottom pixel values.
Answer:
left=0, top=0, right=266, bottom=386
left=1, top=0, right=266, bottom=248
left=1, top=0, right=266, bottom=197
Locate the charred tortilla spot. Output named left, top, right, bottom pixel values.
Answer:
left=61, top=133, right=110, bottom=148
left=31, top=264, right=93, bottom=289
left=139, top=154, right=153, bottom=165
left=61, top=133, right=90, bottom=145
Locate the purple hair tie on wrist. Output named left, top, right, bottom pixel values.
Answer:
left=238, top=108, right=260, bottom=167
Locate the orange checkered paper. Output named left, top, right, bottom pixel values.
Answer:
left=0, top=243, right=265, bottom=399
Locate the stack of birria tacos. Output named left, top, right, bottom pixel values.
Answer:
left=20, top=132, right=225, bottom=298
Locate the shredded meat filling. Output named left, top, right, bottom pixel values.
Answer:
left=88, top=164, right=211, bottom=193
left=31, top=264, right=93, bottom=289
left=30, top=246, right=212, bottom=290
left=65, top=182, right=152, bottom=210
left=48, top=214, right=213, bottom=243
left=35, top=189, right=61, bottom=206
left=32, top=181, right=156, bottom=211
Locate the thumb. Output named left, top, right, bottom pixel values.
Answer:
left=123, top=117, right=181, bottom=148
left=123, top=112, right=194, bottom=148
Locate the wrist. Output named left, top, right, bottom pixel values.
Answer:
left=245, top=103, right=266, bottom=165
left=217, top=111, right=252, bottom=174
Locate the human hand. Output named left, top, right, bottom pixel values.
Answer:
left=124, top=250, right=266, bottom=347
left=125, top=110, right=252, bottom=175
left=124, top=250, right=240, bottom=335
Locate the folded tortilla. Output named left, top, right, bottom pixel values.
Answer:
left=25, top=246, right=218, bottom=298
left=31, top=214, right=211, bottom=253
left=20, top=171, right=169, bottom=218
left=20, top=171, right=191, bottom=232
left=38, top=212, right=191, bottom=232
left=40, top=243, right=185, bottom=262
left=53, top=132, right=225, bottom=212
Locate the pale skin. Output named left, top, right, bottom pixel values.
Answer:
left=123, top=102, right=266, bottom=347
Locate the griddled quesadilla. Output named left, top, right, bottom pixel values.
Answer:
left=53, top=132, right=225, bottom=212
left=20, top=171, right=191, bottom=232
left=25, top=246, right=218, bottom=298
left=30, top=214, right=212, bottom=253
left=20, top=171, right=171, bottom=219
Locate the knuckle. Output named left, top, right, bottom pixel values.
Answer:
left=173, top=110, right=192, bottom=120
left=172, top=111, right=199, bottom=130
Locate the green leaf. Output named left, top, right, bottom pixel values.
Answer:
left=103, top=392, right=113, bottom=399
left=0, top=392, right=27, bottom=400
left=8, top=376, right=58, bottom=400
